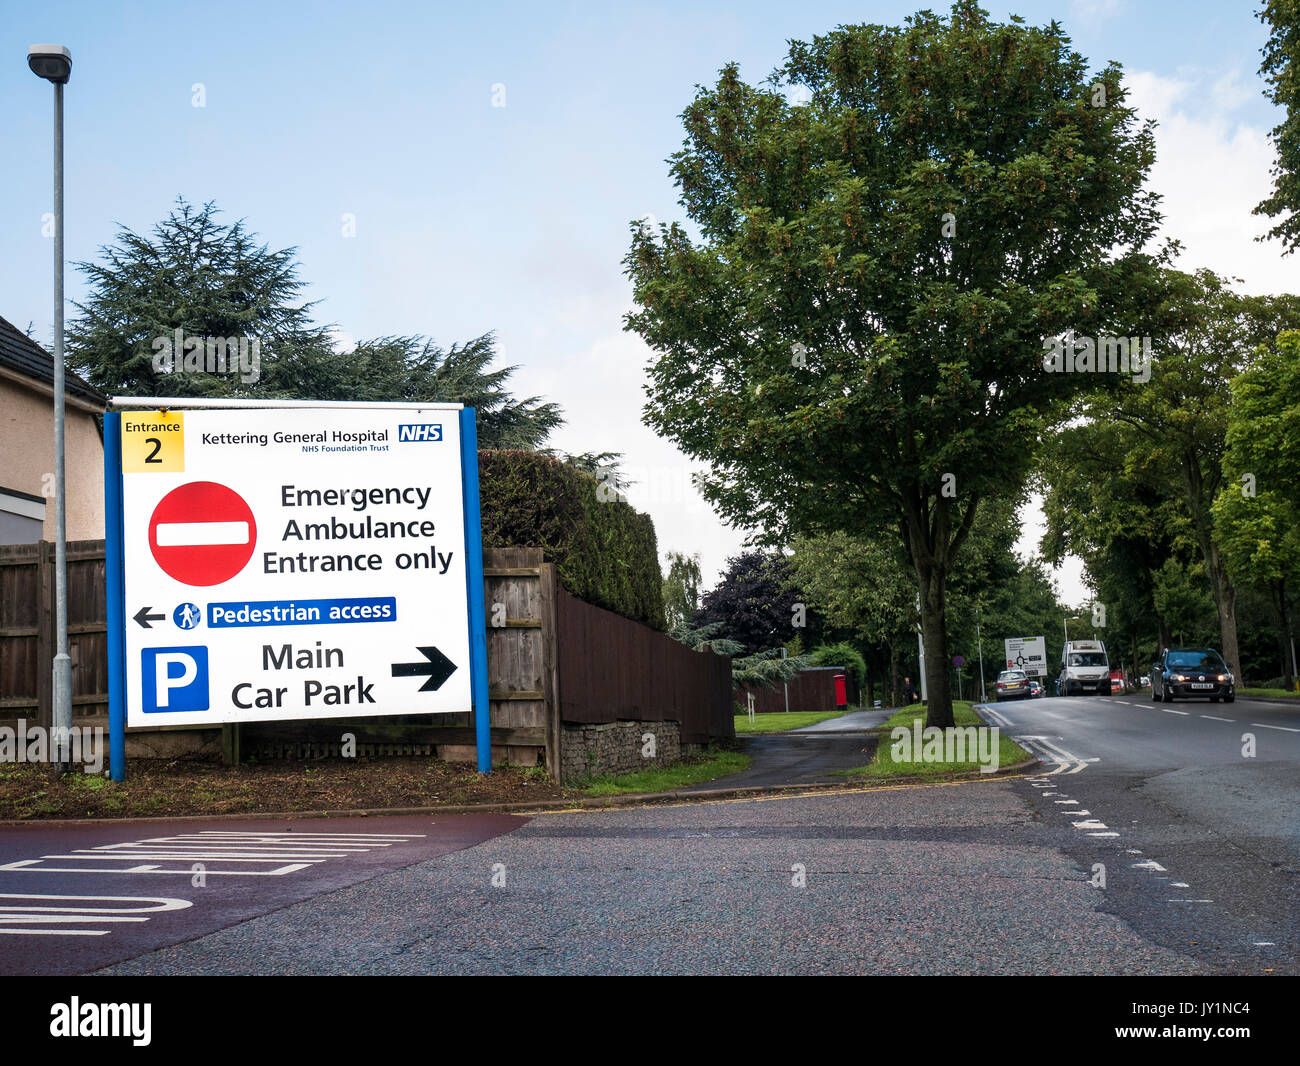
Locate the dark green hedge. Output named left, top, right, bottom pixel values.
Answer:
left=478, top=450, right=666, bottom=630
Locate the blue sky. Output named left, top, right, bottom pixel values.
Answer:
left=1, top=1, right=1290, bottom=599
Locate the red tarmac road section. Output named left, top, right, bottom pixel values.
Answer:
left=0, top=813, right=526, bottom=975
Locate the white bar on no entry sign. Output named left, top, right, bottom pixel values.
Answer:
left=156, top=521, right=250, bottom=547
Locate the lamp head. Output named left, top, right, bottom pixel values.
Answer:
left=28, top=45, right=71, bottom=85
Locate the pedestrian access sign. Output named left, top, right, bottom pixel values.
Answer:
left=105, top=404, right=487, bottom=737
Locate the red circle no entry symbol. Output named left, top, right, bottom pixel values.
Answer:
left=148, top=481, right=257, bottom=586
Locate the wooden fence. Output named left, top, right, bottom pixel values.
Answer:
left=0, top=543, right=732, bottom=781
left=556, top=586, right=733, bottom=745
left=736, top=666, right=858, bottom=716
left=0, top=540, right=109, bottom=726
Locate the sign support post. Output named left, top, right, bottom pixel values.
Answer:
left=104, top=411, right=126, bottom=782
left=459, top=408, right=491, bottom=774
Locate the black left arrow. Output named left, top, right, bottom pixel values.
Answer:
left=391, top=646, right=457, bottom=692
left=134, top=606, right=165, bottom=629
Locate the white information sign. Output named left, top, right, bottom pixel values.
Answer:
left=119, top=406, right=472, bottom=726
left=1004, top=635, right=1048, bottom=678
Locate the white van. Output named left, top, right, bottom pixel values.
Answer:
left=1060, top=640, right=1110, bottom=696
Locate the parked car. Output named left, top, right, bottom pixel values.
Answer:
left=1151, top=647, right=1235, bottom=703
left=995, top=669, right=1032, bottom=701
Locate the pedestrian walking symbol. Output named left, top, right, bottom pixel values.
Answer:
left=174, top=603, right=202, bottom=630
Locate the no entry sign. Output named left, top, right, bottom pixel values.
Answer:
left=148, top=481, right=257, bottom=586
left=105, top=404, right=487, bottom=750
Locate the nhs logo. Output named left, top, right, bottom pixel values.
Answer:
left=398, top=423, right=443, bottom=442
left=141, top=646, right=209, bottom=714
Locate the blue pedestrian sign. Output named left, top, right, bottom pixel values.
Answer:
left=174, top=602, right=202, bottom=629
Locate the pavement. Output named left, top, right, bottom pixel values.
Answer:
left=791, top=707, right=894, bottom=732
left=679, top=706, right=891, bottom=790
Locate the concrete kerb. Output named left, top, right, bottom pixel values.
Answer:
left=0, top=756, right=1042, bottom=827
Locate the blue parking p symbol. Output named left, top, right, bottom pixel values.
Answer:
left=142, top=646, right=210, bottom=714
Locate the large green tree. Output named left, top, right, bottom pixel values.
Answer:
left=1212, top=329, right=1300, bottom=678
left=661, top=550, right=704, bottom=630
left=1078, top=269, right=1300, bottom=683
left=625, top=3, right=1164, bottom=726
left=68, top=199, right=563, bottom=449
left=1257, top=0, right=1300, bottom=253
left=265, top=333, right=563, bottom=449
left=788, top=530, right=916, bottom=704
left=68, top=198, right=332, bottom=397
left=1038, top=417, right=1185, bottom=656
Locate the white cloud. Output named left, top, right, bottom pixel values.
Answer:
left=509, top=324, right=747, bottom=589
left=1069, top=0, right=1126, bottom=27
left=1124, top=68, right=1286, bottom=291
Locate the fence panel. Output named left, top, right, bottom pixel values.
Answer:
left=555, top=587, right=733, bottom=745
left=735, top=666, right=856, bottom=715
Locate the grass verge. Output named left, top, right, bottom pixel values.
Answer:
left=733, top=711, right=849, bottom=734
left=1240, top=686, right=1300, bottom=700
left=834, top=701, right=1034, bottom=781
left=581, top=750, right=750, bottom=796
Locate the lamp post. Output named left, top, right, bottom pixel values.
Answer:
left=28, top=44, right=73, bottom=774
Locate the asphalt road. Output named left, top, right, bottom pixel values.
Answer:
left=6, top=692, right=1294, bottom=975
left=0, top=813, right=523, bottom=975
left=981, top=690, right=1300, bottom=974
left=92, top=780, right=1210, bottom=975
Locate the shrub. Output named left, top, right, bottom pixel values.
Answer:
left=809, top=642, right=868, bottom=690
left=478, top=450, right=666, bottom=629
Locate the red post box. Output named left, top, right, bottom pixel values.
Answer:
left=834, top=673, right=847, bottom=708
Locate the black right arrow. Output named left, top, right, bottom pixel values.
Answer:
left=391, top=646, right=458, bottom=692
left=134, top=606, right=165, bottom=629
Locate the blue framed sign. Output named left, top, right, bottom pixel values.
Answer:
left=105, top=402, right=491, bottom=779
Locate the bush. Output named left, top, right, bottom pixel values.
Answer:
left=809, top=642, right=868, bottom=690
left=478, top=450, right=666, bottom=629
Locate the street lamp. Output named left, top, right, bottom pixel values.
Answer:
left=28, top=44, right=72, bottom=773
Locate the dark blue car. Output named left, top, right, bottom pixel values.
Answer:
left=1151, top=647, right=1235, bottom=703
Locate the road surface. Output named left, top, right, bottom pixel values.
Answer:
left=3, top=691, right=1294, bottom=975
left=981, top=690, right=1300, bottom=973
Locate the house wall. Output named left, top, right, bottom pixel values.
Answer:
left=0, top=372, right=104, bottom=541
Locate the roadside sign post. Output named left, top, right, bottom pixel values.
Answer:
left=105, top=400, right=489, bottom=781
